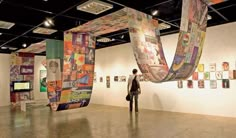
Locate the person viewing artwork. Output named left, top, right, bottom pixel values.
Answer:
left=127, top=69, right=141, bottom=112
left=47, top=59, right=61, bottom=81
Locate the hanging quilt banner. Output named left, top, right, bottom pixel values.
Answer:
left=46, top=0, right=226, bottom=110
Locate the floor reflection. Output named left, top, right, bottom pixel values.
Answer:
left=129, top=112, right=140, bottom=137
left=1, top=104, right=236, bottom=138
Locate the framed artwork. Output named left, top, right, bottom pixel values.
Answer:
left=192, top=72, right=198, bottom=80
left=198, top=80, right=204, bottom=88
left=20, top=65, right=34, bottom=75
left=222, top=62, right=229, bottom=71
left=187, top=80, right=193, bottom=88
left=121, top=76, right=126, bottom=82
left=197, top=64, right=204, bottom=72
left=229, top=70, right=236, bottom=80
left=210, top=80, right=217, bottom=89
left=106, top=76, right=110, bottom=88
left=209, top=63, right=216, bottom=72
left=222, top=79, right=230, bottom=88
left=114, top=76, right=118, bottom=82
left=177, top=80, right=183, bottom=88
left=99, top=77, right=103, bottom=82
left=204, top=72, right=210, bottom=80
left=215, top=71, right=223, bottom=80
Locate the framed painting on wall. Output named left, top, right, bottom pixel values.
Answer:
left=197, top=64, right=204, bottom=72
left=209, top=63, right=216, bottom=72
left=198, top=80, right=204, bottom=88
left=121, top=76, right=126, bottom=82
left=187, top=80, right=193, bottom=88
left=177, top=80, right=183, bottom=88
left=192, top=72, right=198, bottom=80
left=114, top=76, right=118, bottom=82
left=215, top=71, right=223, bottom=80
left=222, top=62, right=229, bottom=71
left=100, top=77, right=103, bottom=82
left=222, top=79, right=230, bottom=88
left=210, top=80, right=217, bottom=89
left=106, top=76, right=110, bottom=88
left=204, top=72, right=210, bottom=80
left=229, top=70, right=236, bottom=80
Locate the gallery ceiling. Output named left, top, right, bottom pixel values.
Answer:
left=0, top=0, right=235, bottom=54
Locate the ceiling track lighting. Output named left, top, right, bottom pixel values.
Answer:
left=207, top=15, right=212, bottom=20
left=22, top=43, right=27, bottom=48
left=1, top=47, right=8, bottom=50
left=43, top=18, right=54, bottom=27
left=151, top=9, right=159, bottom=16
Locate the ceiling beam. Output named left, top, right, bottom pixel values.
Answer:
left=143, top=0, right=173, bottom=10
left=208, top=5, right=229, bottom=21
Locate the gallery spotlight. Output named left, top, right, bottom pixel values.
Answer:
left=44, top=18, right=54, bottom=27
left=151, top=9, right=159, bottom=16
left=22, top=43, right=27, bottom=48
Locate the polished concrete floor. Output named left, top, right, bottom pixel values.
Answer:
left=1, top=104, right=236, bottom=138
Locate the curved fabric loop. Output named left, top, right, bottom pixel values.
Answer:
left=128, top=0, right=208, bottom=82
left=48, top=0, right=210, bottom=111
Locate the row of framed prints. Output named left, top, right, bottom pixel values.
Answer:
left=94, top=74, right=148, bottom=88
left=93, top=74, right=149, bottom=83
left=177, top=79, right=230, bottom=89
left=191, top=70, right=236, bottom=80
left=197, top=62, right=232, bottom=72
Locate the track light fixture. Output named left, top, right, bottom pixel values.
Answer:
left=22, top=43, right=27, bottom=48
left=43, top=18, right=54, bottom=27
left=151, top=9, right=159, bottom=16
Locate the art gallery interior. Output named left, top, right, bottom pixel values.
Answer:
left=0, top=0, right=236, bottom=137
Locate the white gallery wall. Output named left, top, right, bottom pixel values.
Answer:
left=92, top=22, right=236, bottom=118
left=0, top=55, right=47, bottom=106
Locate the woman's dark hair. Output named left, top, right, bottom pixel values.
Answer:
left=132, top=69, right=138, bottom=74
